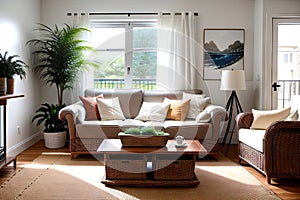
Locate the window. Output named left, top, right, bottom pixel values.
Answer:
left=283, top=52, right=293, bottom=63
left=90, top=20, right=157, bottom=89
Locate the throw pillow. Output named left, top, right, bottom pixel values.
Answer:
left=135, top=102, right=170, bottom=122
left=96, top=97, right=125, bottom=121
left=79, top=94, right=103, bottom=121
left=163, top=97, right=191, bottom=121
left=250, top=106, right=291, bottom=130
left=284, top=110, right=298, bottom=121
left=182, top=92, right=210, bottom=119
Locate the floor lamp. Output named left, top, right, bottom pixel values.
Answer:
left=220, top=69, right=246, bottom=156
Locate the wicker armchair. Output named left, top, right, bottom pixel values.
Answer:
left=236, top=112, right=300, bottom=184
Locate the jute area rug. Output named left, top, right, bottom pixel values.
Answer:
left=0, top=154, right=280, bottom=200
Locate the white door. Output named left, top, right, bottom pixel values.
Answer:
left=272, top=18, right=300, bottom=109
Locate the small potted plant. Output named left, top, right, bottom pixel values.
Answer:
left=119, top=127, right=169, bottom=147
left=0, top=50, right=28, bottom=94
left=32, top=103, right=67, bottom=148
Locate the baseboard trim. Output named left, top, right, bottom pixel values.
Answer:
left=7, top=132, right=43, bottom=157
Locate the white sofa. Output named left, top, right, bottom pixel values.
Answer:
left=59, top=89, right=227, bottom=160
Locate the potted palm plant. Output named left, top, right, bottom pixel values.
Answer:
left=32, top=103, right=67, bottom=148
left=27, top=23, right=97, bottom=148
left=0, top=50, right=28, bottom=95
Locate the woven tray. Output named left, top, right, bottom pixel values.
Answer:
left=118, top=132, right=169, bottom=147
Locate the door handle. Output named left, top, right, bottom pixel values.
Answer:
left=272, top=82, right=281, bottom=92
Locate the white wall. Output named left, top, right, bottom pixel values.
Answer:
left=255, top=0, right=300, bottom=109
left=40, top=0, right=256, bottom=114
left=39, top=0, right=256, bottom=144
left=0, top=0, right=42, bottom=155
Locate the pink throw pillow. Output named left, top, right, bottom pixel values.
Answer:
left=79, top=95, right=103, bottom=120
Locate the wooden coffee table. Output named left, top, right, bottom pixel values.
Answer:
left=97, top=139, right=207, bottom=187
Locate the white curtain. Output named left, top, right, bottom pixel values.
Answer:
left=70, top=13, right=94, bottom=102
left=157, top=12, right=199, bottom=90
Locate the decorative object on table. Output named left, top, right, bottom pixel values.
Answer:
left=118, top=127, right=169, bottom=147
left=32, top=103, right=67, bottom=149
left=203, top=29, right=244, bottom=80
left=0, top=50, right=28, bottom=95
left=175, top=135, right=187, bottom=147
left=220, top=69, right=246, bottom=156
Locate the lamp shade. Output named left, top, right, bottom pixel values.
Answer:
left=220, top=69, right=246, bottom=91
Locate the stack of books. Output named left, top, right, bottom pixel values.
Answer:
left=0, top=147, right=4, bottom=162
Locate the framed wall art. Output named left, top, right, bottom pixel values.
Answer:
left=203, top=29, right=245, bottom=80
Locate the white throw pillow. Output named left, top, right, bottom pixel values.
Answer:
left=182, top=92, right=210, bottom=119
left=250, top=106, right=291, bottom=130
left=135, top=102, right=170, bottom=122
left=96, top=97, right=125, bottom=121
left=284, top=110, right=298, bottom=121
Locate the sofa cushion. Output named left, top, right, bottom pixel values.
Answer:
left=96, top=97, right=125, bottom=120
left=163, top=120, right=209, bottom=139
left=250, top=106, right=291, bottom=129
left=182, top=92, right=210, bottom=119
left=143, top=89, right=202, bottom=102
left=144, top=121, right=164, bottom=131
left=135, top=102, right=170, bottom=122
left=76, top=120, right=122, bottom=139
left=76, top=119, right=165, bottom=139
left=79, top=95, right=103, bottom=121
left=290, top=95, right=300, bottom=121
left=163, top=97, right=191, bottom=121
left=85, top=88, right=143, bottom=119
left=118, top=119, right=147, bottom=131
left=239, top=128, right=266, bottom=153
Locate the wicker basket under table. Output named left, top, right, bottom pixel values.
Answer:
left=153, top=154, right=196, bottom=180
left=105, top=154, right=147, bottom=180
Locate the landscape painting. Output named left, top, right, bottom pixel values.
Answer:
left=203, top=29, right=244, bottom=80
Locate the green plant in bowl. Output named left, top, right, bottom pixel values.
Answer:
left=140, top=127, right=157, bottom=135
left=154, top=131, right=165, bottom=136
left=124, top=127, right=141, bottom=135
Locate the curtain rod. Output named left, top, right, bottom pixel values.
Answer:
left=67, top=12, right=198, bottom=16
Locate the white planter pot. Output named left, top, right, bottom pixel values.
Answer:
left=43, top=131, right=67, bottom=149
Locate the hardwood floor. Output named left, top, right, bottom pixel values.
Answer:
left=1, top=140, right=299, bottom=199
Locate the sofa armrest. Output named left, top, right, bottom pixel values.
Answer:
left=204, top=105, right=227, bottom=139
left=236, top=112, right=253, bottom=129
left=264, top=121, right=300, bottom=183
left=59, top=102, right=85, bottom=140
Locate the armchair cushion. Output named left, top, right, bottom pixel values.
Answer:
left=284, top=110, right=298, bottom=121
left=239, top=128, right=265, bottom=152
left=250, top=106, right=291, bottom=129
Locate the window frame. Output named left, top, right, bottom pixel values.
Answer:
left=90, top=20, right=158, bottom=89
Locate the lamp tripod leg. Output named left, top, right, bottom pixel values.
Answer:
left=222, top=92, right=234, bottom=147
